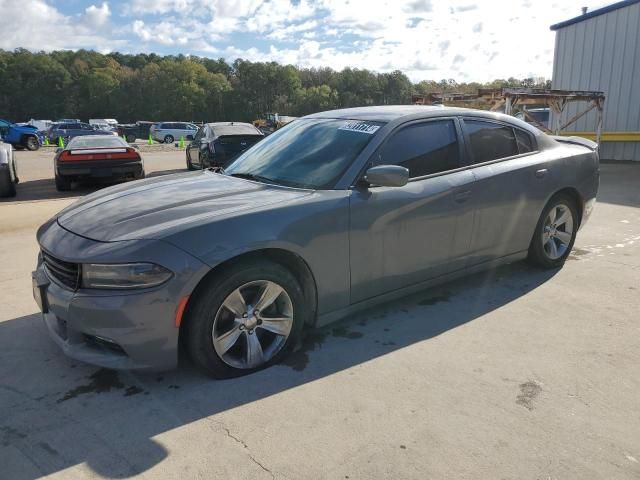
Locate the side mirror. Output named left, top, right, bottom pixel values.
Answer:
left=364, top=165, right=409, bottom=188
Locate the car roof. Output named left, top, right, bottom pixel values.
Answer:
left=207, top=122, right=263, bottom=137
left=304, top=105, right=542, bottom=135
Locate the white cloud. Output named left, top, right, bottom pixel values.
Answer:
left=85, top=2, right=111, bottom=27
left=0, top=0, right=123, bottom=52
left=0, top=0, right=616, bottom=83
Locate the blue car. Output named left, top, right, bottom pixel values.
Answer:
left=0, top=119, right=42, bottom=151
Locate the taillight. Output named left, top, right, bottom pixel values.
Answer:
left=58, top=147, right=140, bottom=162
left=208, top=142, right=216, bottom=154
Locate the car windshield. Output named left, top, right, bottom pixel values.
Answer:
left=225, top=118, right=384, bottom=189
left=67, top=136, right=127, bottom=149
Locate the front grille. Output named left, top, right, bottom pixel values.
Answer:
left=42, top=251, right=80, bottom=290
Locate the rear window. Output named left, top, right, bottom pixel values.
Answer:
left=67, top=136, right=128, bottom=149
left=216, top=135, right=263, bottom=145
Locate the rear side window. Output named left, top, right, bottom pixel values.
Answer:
left=465, top=119, right=519, bottom=163
left=193, top=127, right=205, bottom=141
left=515, top=129, right=534, bottom=154
left=378, top=120, right=460, bottom=178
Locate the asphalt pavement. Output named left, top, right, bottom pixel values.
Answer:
left=1, top=151, right=639, bottom=479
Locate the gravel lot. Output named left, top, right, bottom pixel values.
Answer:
left=1, top=150, right=639, bottom=479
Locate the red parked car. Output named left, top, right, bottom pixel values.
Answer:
left=53, top=135, right=145, bottom=191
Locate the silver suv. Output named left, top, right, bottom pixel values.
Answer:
left=150, top=122, right=199, bottom=144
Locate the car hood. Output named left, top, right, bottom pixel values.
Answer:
left=16, top=124, right=38, bottom=132
left=57, top=171, right=312, bottom=242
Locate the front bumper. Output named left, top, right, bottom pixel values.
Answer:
left=34, top=218, right=209, bottom=371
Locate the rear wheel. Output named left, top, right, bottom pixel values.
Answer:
left=25, top=136, right=39, bottom=151
left=0, top=166, right=16, bottom=197
left=185, top=260, right=307, bottom=378
left=126, top=134, right=136, bottom=143
left=164, top=135, right=174, bottom=144
left=528, top=194, right=578, bottom=268
left=186, top=151, right=196, bottom=170
left=54, top=173, right=72, bottom=192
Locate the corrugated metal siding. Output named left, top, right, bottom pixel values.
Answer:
left=551, top=2, right=640, bottom=160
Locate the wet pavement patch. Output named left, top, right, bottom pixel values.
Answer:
left=516, top=381, right=541, bottom=410
left=418, top=290, right=451, bottom=306
left=331, top=326, right=364, bottom=339
left=57, top=368, right=146, bottom=403
left=568, top=248, right=590, bottom=260
left=279, top=329, right=328, bottom=371
left=124, top=385, right=144, bottom=397
left=1, top=426, right=27, bottom=447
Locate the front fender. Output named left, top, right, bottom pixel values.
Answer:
left=163, top=190, right=352, bottom=316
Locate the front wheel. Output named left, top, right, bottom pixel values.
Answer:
left=25, top=136, right=39, bottom=151
left=126, top=134, right=136, bottom=143
left=528, top=194, right=578, bottom=268
left=164, top=135, right=174, bottom=144
left=185, top=260, right=307, bottom=378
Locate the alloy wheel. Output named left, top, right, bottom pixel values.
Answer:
left=542, top=203, right=574, bottom=260
left=212, top=280, right=293, bottom=369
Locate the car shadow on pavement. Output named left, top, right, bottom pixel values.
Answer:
left=0, top=261, right=557, bottom=478
left=1, top=168, right=188, bottom=203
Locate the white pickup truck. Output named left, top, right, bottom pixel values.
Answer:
left=0, top=139, right=18, bottom=197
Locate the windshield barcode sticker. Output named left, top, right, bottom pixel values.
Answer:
left=339, top=122, right=380, bottom=134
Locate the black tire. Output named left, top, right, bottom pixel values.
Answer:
left=185, top=259, right=308, bottom=378
left=186, top=151, right=196, bottom=170
left=0, top=166, right=16, bottom=197
left=164, top=135, right=174, bottom=144
left=54, top=174, right=72, bottom=192
left=126, top=134, right=136, bottom=143
left=25, top=136, right=39, bottom=151
left=198, top=152, right=209, bottom=169
left=528, top=194, right=579, bottom=269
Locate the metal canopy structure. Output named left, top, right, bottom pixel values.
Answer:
left=502, top=88, right=605, bottom=144
left=412, top=88, right=606, bottom=145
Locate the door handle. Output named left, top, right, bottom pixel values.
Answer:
left=535, top=169, right=548, bottom=178
left=455, top=190, right=471, bottom=203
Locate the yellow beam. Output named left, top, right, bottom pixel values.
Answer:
left=559, top=131, right=640, bottom=142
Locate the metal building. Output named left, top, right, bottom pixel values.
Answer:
left=550, top=0, right=640, bottom=160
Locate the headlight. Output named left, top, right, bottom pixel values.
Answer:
left=81, top=263, right=173, bottom=289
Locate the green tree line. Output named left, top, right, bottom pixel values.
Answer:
left=0, top=48, right=550, bottom=123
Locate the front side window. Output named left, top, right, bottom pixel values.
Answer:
left=225, top=118, right=383, bottom=189
left=464, top=119, right=519, bottom=164
left=377, top=120, right=460, bottom=178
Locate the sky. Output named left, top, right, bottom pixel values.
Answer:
left=0, top=0, right=613, bottom=82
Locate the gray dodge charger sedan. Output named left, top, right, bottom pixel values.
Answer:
left=33, top=106, right=599, bottom=378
